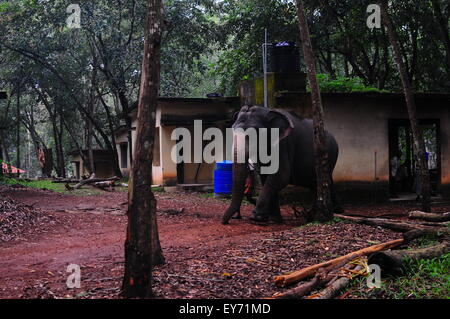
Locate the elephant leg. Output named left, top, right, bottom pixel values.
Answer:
left=251, top=165, right=290, bottom=223
left=231, top=210, right=242, bottom=219
left=269, top=193, right=282, bottom=223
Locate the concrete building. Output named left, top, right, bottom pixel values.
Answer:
left=115, top=97, right=240, bottom=187
left=69, top=150, right=116, bottom=179
left=103, top=63, right=450, bottom=202
left=241, top=72, right=450, bottom=201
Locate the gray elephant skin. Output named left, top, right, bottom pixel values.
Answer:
left=222, top=105, right=341, bottom=224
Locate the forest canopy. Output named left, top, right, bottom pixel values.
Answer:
left=0, top=0, right=449, bottom=177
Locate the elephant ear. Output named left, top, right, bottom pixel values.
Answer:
left=231, top=111, right=239, bottom=124
left=268, top=109, right=295, bottom=141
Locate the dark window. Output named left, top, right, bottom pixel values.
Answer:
left=75, top=162, right=80, bottom=179
left=120, top=143, right=128, bottom=168
left=153, top=127, right=161, bottom=166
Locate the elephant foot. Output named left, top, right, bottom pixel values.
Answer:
left=270, top=215, right=283, bottom=224
left=250, top=214, right=270, bottom=223
left=231, top=214, right=242, bottom=220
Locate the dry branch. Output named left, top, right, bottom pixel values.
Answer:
left=274, top=238, right=404, bottom=287
left=408, top=211, right=450, bottom=223
left=273, top=258, right=362, bottom=299
left=310, top=265, right=365, bottom=299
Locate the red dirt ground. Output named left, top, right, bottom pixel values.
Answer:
left=0, top=186, right=448, bottom=299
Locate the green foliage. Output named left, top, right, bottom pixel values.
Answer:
left=349, top=252, right=450, bottom=299
left=408, top=234, right=441, bottom=249
left=214, top=0, right=298, bottom=95
left=213, top=0, right=450, bottom=94
left=297, top=216, right=343, bottom=228
left=315, top=74, right=388, bottom=93
left=0, top=177, right=103, bottom=196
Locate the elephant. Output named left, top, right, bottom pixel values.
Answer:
left=221, top=105, right=342, bottom=225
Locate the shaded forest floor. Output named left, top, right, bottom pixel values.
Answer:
left=0, top=185, right=448, bottom=299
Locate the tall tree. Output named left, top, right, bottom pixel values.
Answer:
left=296, top=0, right=333, bottom=221
left=15, top=78, right=20, bottom=175
left=121, top=0, right=165, bottom=298
left=430, top=0, right=450, bottom=80
left=380, top=1, right=431, bottom=212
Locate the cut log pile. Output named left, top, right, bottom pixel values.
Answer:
left=271, top=211, right=450, bottom=299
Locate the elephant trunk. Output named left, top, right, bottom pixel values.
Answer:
left=222, top=134, right=249, bottom=224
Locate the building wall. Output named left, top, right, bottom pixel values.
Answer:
left=160, top=125, right=176, bottom=186
left=278, top=94, right=450, bottom=201
left=116, top=99, right=239, bottom=186
left=116, top=106, right=164, bottom=185
left=70, top=154, right=114, bottom=179
left=115, top=132, right=129, bottom=177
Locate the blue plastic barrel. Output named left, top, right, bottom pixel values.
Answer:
left=214, top=161, right=233, bottom=196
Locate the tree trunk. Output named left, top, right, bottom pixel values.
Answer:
left=0, top=130, right=9, bottom=177
left=0, top=138, right=3, bottom=178
left=21, top=107, right=48, bottom=176
left=58, top=114, right=66, bottom=178
left=16, top=81, right=21, bottom=177
left=86, top=53, right=98, bottom=176
left=50, top=114, right=62, bottom=178
left=126, top=116, right=133, bottom=172
left=380, top=1, right=431, bottom=212
left=296, top=0, right=333, bottom=222
left=430, top=0, right=450, bottom=80
left=121, top=0, right=164, bottom=299
left=97, top=91, right=123, bottom=178
left=38, top=148, right=53, bottom=178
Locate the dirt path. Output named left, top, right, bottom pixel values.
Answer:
left=0, top=187, right=295, bottom=298
left=1, top=186, right=446, bottom=299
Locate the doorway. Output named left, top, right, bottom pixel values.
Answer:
left=388, top=119, right=441, bottom=199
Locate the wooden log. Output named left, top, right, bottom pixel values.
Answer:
left=310, top=265, right=364, bottom=299
left=91, top=180, right=117, bottom=192
left=52, top=179, right=80, bottom=184
left=272, top=276, right=322, bottom=299
left=274, top=238, right=404, bottom=287
left=408, top=211, right=450, bottom=223
left=92, top=180, right=116, bottom=188
left=368, top=241, right=450, bottom=275
left=65, top=176, right=119, bottom=190
left=402, top=228, right=448, bottom=244
left=334, top=214, right=441, bottom=232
